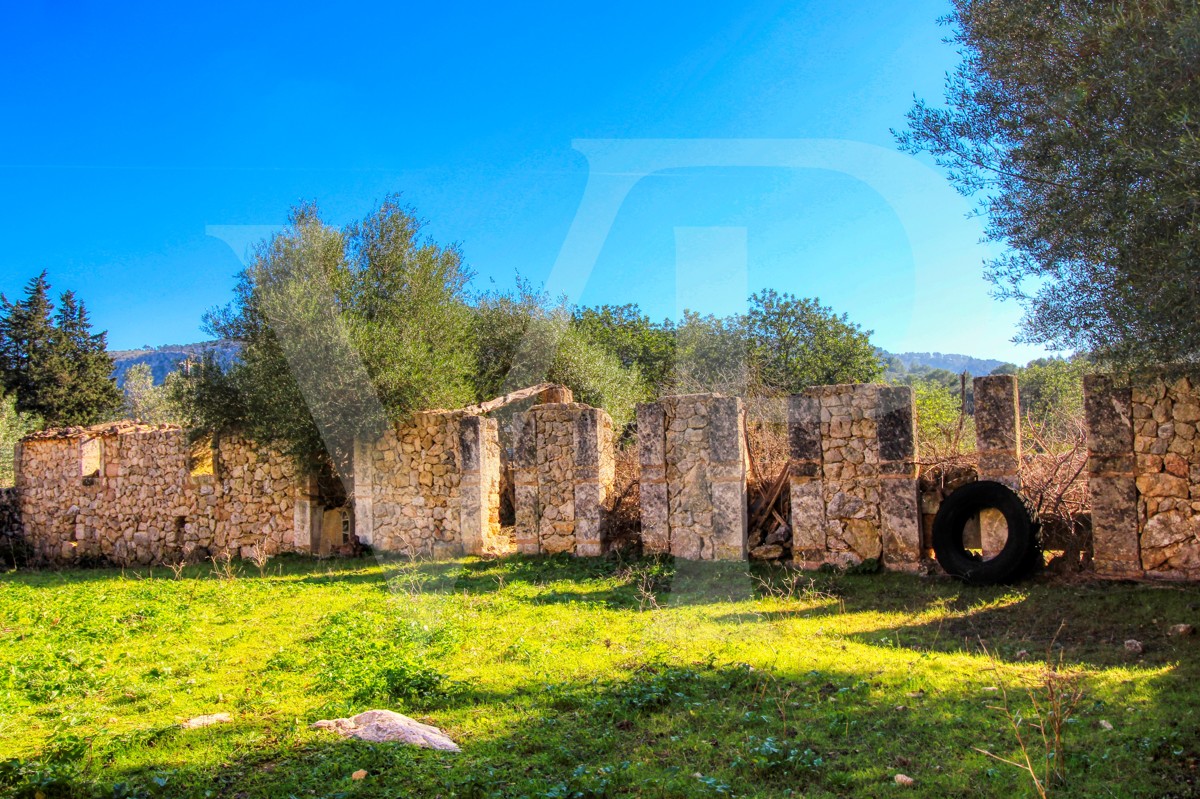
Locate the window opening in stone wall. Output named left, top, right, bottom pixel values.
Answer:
left=81, top=437, right=103, bottom=479
left=341, top=509, right=351, bottom=545
left=188, top=437, right=215, bottom=479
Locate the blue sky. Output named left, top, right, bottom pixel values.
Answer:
left=0, top=1, right=1051, bottom=363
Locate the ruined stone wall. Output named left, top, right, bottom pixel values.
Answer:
left=789, top=384, right=920, bottom=571
left=15, top=425, right=305, bottom=564
left=354, top=411, right=507, bottom=558
left=638, top=394, right=747, bottom=560
left=512, top=403, right=614, bottom=556
left=1085, top=375, right=1200, bottom=579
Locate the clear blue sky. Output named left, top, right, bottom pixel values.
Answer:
left=0, top=1, right=1052, bottom=363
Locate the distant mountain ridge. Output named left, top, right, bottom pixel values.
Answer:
left=885, top=351, right=1006, bottom=377
left=110, top=340, right=1005, bottom=387
left=110, top=341, right=240, bottom=386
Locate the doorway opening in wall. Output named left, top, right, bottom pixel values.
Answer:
left=319, top=506, right=354, bottom=556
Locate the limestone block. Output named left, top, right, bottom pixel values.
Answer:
left=640, top=481, right=670, bottom=555
left=637, top=403, right=666, bottom=467
left=790, top=479, right=825, bottom=567
left=1085, top=375, right=1133, bottom=457
left=1091, top=475, right=1141, bottom=575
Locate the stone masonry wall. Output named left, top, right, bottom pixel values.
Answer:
left=638, top=394, right=748, bottom=560
left=513, top=403, right=615, bottom=556
left=16, top=424, right=304, bottom=565
left=1085, top=375, right=1200, bottom=579
left=789, top=384, right=921, bottom=571
left=354, top=411, right=508, bottom=558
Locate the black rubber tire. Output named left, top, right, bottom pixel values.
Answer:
left=932, top=480, right=1038, bottom=585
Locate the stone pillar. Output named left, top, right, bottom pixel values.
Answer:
left=638, top=394, right=747, bottom=560
left=878, top=386, right=921, bottom=571
left=352, top=436, right=374, bottom=547
left=1084, top=375, right=1140, bottom=575
left=513, top=403, right=615, bottom=556
left=974, top=375, right=1021, bottom=558
left=788, top=394, right=825, bottom=569
left=708, top=396, right=748, bottom=560
left=637, top=402, right=670, bottom=555
left=295, top=473, right=321, bottom=554
left=573, top=407, right=614, bottom=556
left=513, top=413, right=540, bottom=554
left=457, top=415, right=502, bottom=556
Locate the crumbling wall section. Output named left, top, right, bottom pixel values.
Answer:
left=15, top=425, right=305, bottom=565
left=513, top=403, right=615, bottom=556
left=789, top=384, right=920, bottom=571
left=356, top=411, right=507, bottom=558
left=637, top=394, right=747, bottom=560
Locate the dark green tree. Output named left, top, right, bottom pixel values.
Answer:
left=572, top=304, right=676, bottom=394
left=0, top=273, right=121, bottom=426
left=743, top=289, right=882, bottom=392
left=897, top=0, right=1200, bottom=371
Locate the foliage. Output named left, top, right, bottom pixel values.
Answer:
left=572, top=304, right=676, bottom=394
left=474, top=283, right=649, bottom=431
left=0, top=393, right=39, bottom=488
left=910, top=377, right=974, bottom=459
left=673, top=310, right=751, bottom=396
left=192, top=198, right=477, bottom=477
left=744, top=289, right=882, bottom=392
left=898, top=0, right=1200, bottom=372
left=0, top=273, right=122, bottom=427
left=572, top=292, right=880, bottom=400
left=1, top=558, right=1199, bottom=798
left=120, top=364, right=187, bottom=425
left=1017, top=358, right=1088, bottom=447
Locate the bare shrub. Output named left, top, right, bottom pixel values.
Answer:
left=605, top=443, right=642, bottom=554
left=1020, top=420, right=1091, bottom=572
left=975, top=633, right=1087, bottom=797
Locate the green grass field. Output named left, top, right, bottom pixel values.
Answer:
left=1, top=555, right=1198, bottom=798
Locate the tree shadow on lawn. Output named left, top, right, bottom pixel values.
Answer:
left=9, top=657, right=1170, bottom=799
left=839, top=579, right=1200, bottom=670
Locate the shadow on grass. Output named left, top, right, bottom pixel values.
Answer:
left=12, top=652, right=1200, bottom=799
left=840, top=579, right=1200, bottom=670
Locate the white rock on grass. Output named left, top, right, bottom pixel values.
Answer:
left=181, top=712, right=232, bottom=729
left=310, top=710, right=460, bottom=751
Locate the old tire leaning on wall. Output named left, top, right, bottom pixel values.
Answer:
left=932, top=480, right=1041, bottom=585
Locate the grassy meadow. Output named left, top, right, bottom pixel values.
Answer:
left=1, top=555, right=1198, bottom=798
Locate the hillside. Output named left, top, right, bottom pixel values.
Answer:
left=110, top=341, right=1005, bottom=386
left=885, top=351, right=1006, bottom=377
left=110, top=340, right=240, bottom=386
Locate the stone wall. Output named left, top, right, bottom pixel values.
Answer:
left=353, top=411, right=508, bottom=558
left=789, top=384, right=921, bottom=571
left=513, top=403, right=615, bottom=556
left=15, top=423, right=306, bottom=565
left=1085, top=375, right=1200, bottom=579
left=637, top=394, right=748, bottom=560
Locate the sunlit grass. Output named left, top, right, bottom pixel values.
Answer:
left=1, top=555, right=1198, bottom=798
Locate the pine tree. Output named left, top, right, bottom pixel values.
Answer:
left=0, top=274, right=122, bottom=427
